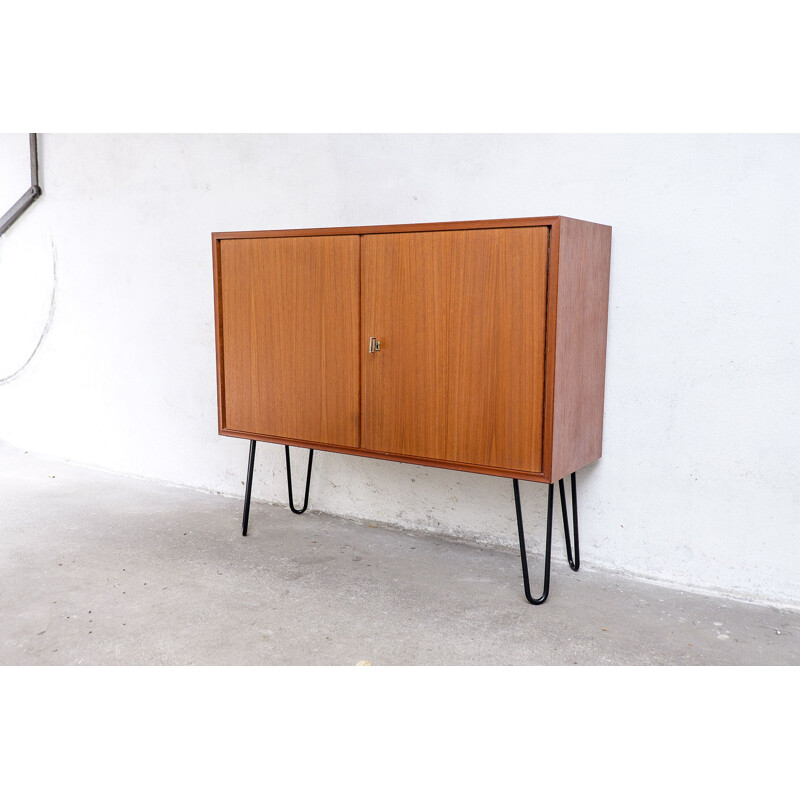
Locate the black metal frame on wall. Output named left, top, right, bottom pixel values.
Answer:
left=0, top=134, right=41, bottom=236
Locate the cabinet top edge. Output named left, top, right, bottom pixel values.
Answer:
left=211, top=216, right=610, bottom=241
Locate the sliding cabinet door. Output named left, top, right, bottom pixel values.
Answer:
left=218, top=235, right=360, bottom=447
left=362, top=227, right=549, bottom=473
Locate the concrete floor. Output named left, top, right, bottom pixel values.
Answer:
left=2, top=443, right=798, bottom=666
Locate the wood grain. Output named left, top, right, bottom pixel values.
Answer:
left=212, top=236, right=225, bottom=432
left=362, top=227, right=548, bottom=472
left=361, top=231, right=449, bottom=460
left=218, top=235, right=360, bottom=447
left=540, top=216, right=561, bottom=482
left=213, top=216, right=561, bottom=241
left=445, top=227, right=548, bottom=471
left=219, top=427, right=554, bottom=482
left=549, top=217, right=612, bottom=481
left=212, top=216, right=612, bottom=484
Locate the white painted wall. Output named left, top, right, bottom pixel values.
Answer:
left=1, top=133, right=798, bottom=606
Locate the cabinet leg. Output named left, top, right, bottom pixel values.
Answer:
left=285, top=445, right=314, bottom=514
left=242, top=439, right=257, bottom=537
left=513, top=471, right=580, bottom=604
left=559, top=473, right=580, bottom=572
left=514, top=480, right=554, bottom=604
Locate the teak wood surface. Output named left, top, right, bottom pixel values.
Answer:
left=212, top=216, right=612, bottom=483
left=549, top=217, right=613, bottom=480
left=217, top=235, right=360, bottom=448
left=362, top=227, right=548, bottom=473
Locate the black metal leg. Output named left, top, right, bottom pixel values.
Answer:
left=285, top=445, right=314, bottom=514
left=558, top=472, right=580, bottom=572
left=513, top=479, right=554, bottom=605
left=514, top=472, right=580, bottom=604
left=242, top=439, right=257, bottom=537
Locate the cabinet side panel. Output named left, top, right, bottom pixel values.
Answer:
left=551, top=218, right=612, bottom=481
left=219, top=235, right=360, bottom=448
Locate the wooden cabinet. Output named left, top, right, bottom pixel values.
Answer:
left=213, top=216, right=611, bottom=485
left=214, top=216, right=611, bottom=605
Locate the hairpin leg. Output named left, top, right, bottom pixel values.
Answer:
left=513, top=471, right=580, bottom=604
left=285, top=445, right=314, bottom=514
left=242, top=439, right=257, bottom=536
left=559, top=472, right=580, bottom=571
left=513, top=479, right=554, bottom=605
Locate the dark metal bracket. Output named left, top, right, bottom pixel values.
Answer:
left=0, top=134, right=42, bottom=236
left=513, top=472, right=580, bottom=604
left=241, top=441, right=315, bottom=535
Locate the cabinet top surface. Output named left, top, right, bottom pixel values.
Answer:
left=212, top=216, right=610, bottom=241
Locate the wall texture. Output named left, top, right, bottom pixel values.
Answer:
left=1, top=134, right=798, bottom=607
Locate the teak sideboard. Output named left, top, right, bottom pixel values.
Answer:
left=212, top=216, right=612, bottom=604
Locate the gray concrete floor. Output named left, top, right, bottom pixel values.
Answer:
left=1, top=443, right=799, bottom=665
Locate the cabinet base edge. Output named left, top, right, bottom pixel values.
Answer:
left=219, top=427, right=552, bottom=483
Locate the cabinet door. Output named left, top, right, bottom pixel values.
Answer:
left=362, top=227, right=549, bottom=473
left=219, top=235, right=360, bottom=447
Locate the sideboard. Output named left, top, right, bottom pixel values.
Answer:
left=213, top=216, right=612, bottom=604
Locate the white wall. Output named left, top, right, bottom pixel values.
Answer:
left=1, top=133, right=798, bottom=607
